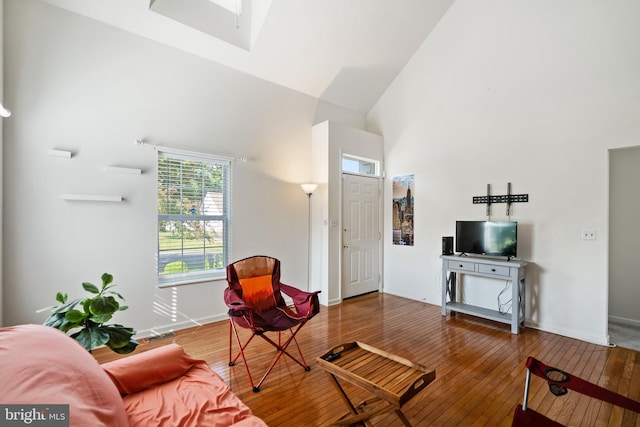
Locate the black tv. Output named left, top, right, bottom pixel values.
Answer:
left=455, top=221, right=517, bottom=258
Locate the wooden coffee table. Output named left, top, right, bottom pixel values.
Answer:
left=317, top=342, right=436, bottom=426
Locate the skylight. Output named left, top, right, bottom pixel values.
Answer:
left=150, top=0, right=270, bottom=51
left=207, top=0, right=241, bottom=16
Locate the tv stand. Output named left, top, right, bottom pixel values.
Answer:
left=441, top=255, right=528, bottom=334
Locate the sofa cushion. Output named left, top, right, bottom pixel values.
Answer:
left=102, top=344, right=268, bottom=427
left=121, top=363, right=267, bottom=427
left=102, top=343, right=195, bottom=395
left=0, top=324, right=129, bottom=427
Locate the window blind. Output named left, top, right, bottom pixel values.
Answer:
left=157, top=151, right=231, bottom=286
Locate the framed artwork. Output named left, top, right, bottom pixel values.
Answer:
left=392, top=174, right=414, bottom=246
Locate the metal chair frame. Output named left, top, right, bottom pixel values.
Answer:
left=224, top=256, right=320, bottom=392
left=513, top=356, right=640, bottom=426
left=228, top=312, right=311, bottom=392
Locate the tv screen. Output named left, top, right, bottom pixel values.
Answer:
left=455, top=221, right=517, bottom=258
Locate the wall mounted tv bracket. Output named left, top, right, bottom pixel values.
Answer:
left=473, top=183, right=528, bottom=216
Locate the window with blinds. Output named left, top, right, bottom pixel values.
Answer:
left=157, top=151, right=231, bottom=286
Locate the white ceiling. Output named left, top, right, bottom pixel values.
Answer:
left=39, top=0, right=455, bottom=113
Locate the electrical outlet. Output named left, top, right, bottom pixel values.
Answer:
left=582, top=230, right=596, bottom=240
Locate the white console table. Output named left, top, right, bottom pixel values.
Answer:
left=441, top=255, right=528, bottom=334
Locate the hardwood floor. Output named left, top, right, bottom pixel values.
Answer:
left=93, top=293, right=640, bottom=426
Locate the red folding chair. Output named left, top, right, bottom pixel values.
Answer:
left=224, top=255, right=321, bottom=392
left=512, top=356, right=640, bottom=426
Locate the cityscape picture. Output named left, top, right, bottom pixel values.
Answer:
left=392, top=174, right=414, bottom=246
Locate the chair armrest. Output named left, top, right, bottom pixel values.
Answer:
left=280, top=284, right=321, bottom=318
left=224, top=287, right=250, bottom=311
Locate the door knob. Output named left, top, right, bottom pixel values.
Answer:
left=343, top=244, right=349, bottom=248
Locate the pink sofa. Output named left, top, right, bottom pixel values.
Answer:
left=0, top=324, right=267, bottom=427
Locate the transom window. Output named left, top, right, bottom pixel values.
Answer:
left=157, top=151, right=231, bottom=286
left=342, top=154, right=380, bottom=176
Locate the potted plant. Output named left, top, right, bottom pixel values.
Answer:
left=39, top=273, right=138, bottom=354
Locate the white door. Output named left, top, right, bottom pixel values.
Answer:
left=342, top=173, right=381, bottom=299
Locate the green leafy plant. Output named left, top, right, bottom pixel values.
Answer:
left=39, top=273, right=138, bottom=354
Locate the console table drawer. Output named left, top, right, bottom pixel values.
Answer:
left=477, top=264, right=510, bottom=277
left=447, top=260, right=475, bottom=272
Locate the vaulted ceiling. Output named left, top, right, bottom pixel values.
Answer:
left=39, top=0, right=455, bottom=113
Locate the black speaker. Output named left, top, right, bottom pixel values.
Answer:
left=442, top=236, right=454, bottom=255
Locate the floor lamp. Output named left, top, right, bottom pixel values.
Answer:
left=300, top=183, right=317, bottom=291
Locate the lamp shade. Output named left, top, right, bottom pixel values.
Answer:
left=300, top=183, right=318, bottom=195
left=0, top=103, right=11, bottom=118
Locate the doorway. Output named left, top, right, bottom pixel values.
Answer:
left=609, top=145, right=640, bottom=350
left=341, top=173, right=381, bottom=299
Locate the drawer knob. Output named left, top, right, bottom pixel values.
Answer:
left=459, top=264, right=463, bottom=268
left=491, top=268, right=496, bottom=272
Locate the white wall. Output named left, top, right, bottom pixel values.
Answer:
left=2, top=0, right=364, bottom=335
left=368, top=0, right=640, bottom=345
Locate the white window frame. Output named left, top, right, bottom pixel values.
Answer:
left=342, top=153, right=381, bottom=177
left=157, top=149, right=231, bottom=287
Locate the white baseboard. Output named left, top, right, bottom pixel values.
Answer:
left=325, top=297, right=341, bottom=306
left=382, top=290, right=612, bottom=347
left=523, top=320, right=609, bottom=347
left=609, top=315, right=640, bottom=328
left=382, top=288, right=429, bottom=304
left=135, top=298, right=338, bottom=340
left=135, top=313, right=228, bottom=340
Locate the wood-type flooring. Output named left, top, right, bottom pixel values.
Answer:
left=94, top=293, right=640, bottom=426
